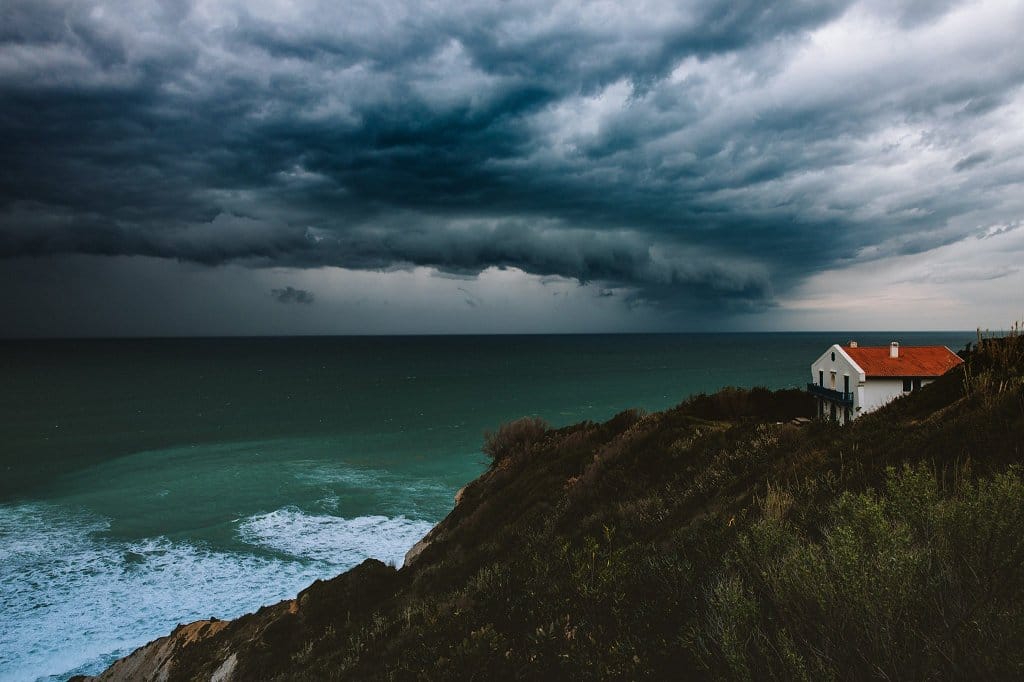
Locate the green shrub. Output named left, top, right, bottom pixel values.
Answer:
left=482, top=416, right=550, bottom=466
left=695, top=463, right=1024, bottom=680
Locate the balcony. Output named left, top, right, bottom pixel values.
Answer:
left=806, top=383, right=854, bottom=406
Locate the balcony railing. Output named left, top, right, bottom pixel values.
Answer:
left=806, top=383, right=854, bottom=405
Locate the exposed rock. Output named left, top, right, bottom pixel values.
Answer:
left=403, top=536, right=430, bottom=567
left=76, top=619, right=228, bottom=682
left=209, top=653, right=237, bottom=682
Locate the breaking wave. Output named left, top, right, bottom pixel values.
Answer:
left=0, top=502, right=431, bottom=681
left=238, top=507, right=433, bottom=567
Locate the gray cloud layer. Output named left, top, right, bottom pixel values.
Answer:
left=271, top=286, right=315, bottom=304
left=1, top=0, right=1022, bottom=318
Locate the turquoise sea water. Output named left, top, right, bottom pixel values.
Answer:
left=0, top=333, right=974, bottom=680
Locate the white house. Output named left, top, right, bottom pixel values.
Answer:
left=808, top=341, right=963, bottom=424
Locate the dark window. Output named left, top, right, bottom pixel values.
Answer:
left=913, top=378, right=921, bottom=390
left=831, top=351, right=836, bottom=361
left=830, top=403, right=837, bottom=420
left=819, top=370, right=824, bottom=386
left=844, top=375, right=850, bottom=394
left=903, top=378, right=912, bottom=392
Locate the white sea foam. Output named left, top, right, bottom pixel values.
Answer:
left=291, top=462, right=452, bottom=518
left=0, top=502, right=431, bottom=682
left=237, top=507, right=434, bottom=567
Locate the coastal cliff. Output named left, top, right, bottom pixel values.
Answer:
left=82, top=335, right=1024, bottom=680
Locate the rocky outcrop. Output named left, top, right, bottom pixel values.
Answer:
left=208, top=653, right=237, bottom=682
left=403, top=482, right=474, bottom=567
left=72, top=619, right=229, bottom=682
left=84, top=559, right=400, bottom=681
left=403, top=536, right=431, bottom=567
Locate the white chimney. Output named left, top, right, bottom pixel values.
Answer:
left=890, top=341, right=899, bottom=358
left=849, top=340, right=858, bottom=348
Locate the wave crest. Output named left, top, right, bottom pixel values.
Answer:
left=237, top=506, right=434, bottom=567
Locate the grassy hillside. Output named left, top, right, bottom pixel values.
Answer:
left=95, top=333, right=1024, bottom=681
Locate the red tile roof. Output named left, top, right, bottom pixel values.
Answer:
left=844, top=345, right=963, bottom=377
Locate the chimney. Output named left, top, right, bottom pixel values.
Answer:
left=890, top=341, right=899, bottom=358
left=849, top=340, right=858, bottom=348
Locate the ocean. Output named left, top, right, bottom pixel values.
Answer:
left=0, top=332, right=974, bottom=681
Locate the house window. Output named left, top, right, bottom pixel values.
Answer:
left=903, top=378, right=912, bottom=392
left=831, top=352, right=836, bottom=361
left=844, top=375, right=850, bottom=394
left=913, top=378, right=921, bottom=391
left=819, top=370, right=824, bottom=386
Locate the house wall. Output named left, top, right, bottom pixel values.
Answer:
left=860, top=378, right=905, bottom=413
left=810, top=346, right=860, bottom=392
left=810, top=345, right=862, bottom=425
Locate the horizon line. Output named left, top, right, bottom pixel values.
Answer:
left=0, top=329, right=984, bottom=342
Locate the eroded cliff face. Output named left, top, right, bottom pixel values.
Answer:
left=72, top=619, right=229, bottom=682
left=78, top=557, right=403, bottom=682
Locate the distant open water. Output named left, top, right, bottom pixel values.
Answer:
left=0, top=333, right=974, bottom=680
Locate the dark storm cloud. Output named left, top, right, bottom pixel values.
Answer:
left=1, top=0, right=1022, bottom=317
left=271, top=286, right=315, bottom=304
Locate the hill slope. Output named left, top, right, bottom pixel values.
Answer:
left=83, top=335, right=1024, bottom=681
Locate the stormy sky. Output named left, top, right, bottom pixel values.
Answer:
left=2, top=0, right=1022, bottom=336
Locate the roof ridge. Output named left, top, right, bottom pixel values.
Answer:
left=843, top=344, right=954, bottom=348
left=841, top=344, right=963, bottom=378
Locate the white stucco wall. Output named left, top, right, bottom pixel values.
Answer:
left=809, top=345, right=862, bottom=393
left=860, top=378, right=905, bottom=413
left=810, top=345, right=863, bottom=424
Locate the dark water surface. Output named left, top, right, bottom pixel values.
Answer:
left=0, top=333, right=973, bottom=680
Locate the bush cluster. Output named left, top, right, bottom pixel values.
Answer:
left=482, top=416, right=550, bottom=466
left=693, top=463, right=1024, bottom=680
